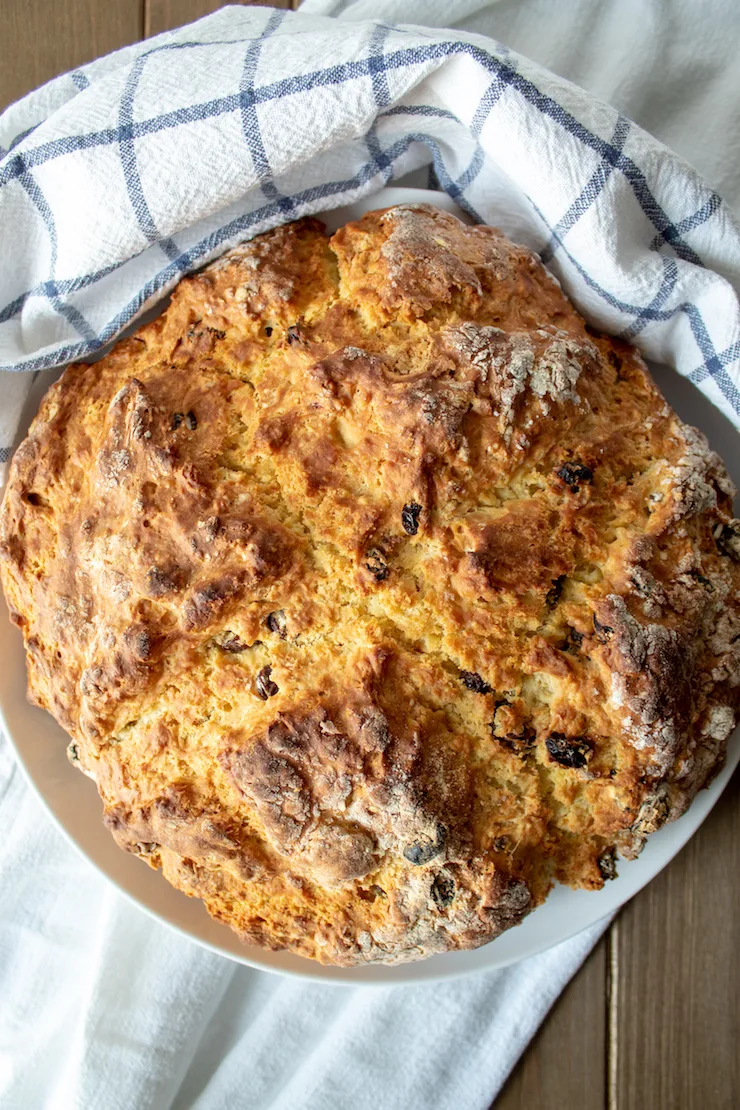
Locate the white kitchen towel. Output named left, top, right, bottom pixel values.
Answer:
left=303, top=0, right=740, bottom=222
left=1, top=2, right=739, bottom=1108
left=0, top=0, right=740, bottom=473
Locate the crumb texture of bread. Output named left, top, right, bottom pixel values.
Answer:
left=2, top=204, right=739, bottom=966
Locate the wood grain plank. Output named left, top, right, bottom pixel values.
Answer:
left=615, top=765, right=740, bottom=1110
left=494, top=936, right=608, bottom=1110
left=145, top=0, right=292, bottom=38
left=0, top=0, right=142, bottom=112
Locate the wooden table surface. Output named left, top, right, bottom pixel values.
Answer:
left=2, top=2, right=738, bottom=1107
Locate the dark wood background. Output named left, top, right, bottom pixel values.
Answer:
left=2, top=2, right=738, bottom=1107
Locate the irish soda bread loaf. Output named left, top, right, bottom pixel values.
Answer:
left=2, top=204, right=739, bottom=966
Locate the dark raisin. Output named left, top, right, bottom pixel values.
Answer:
left=286, top=325, right=302, bottom=344
left=460, top=670, right=492, bottom=695
left=214, top=631, right=248, bottom=653
left=593, top=614, right=614, bottom=643
left=171, top=412, right=184, bottom=429
left=264, top=326, right=273, bottom=337
left=597, top=848, right=618, bottom=881
left=403, top=826, right=446, bottom=866
left=256, top=665, right=279, bottom=700
left=401, top=501, right=422, bottom=536
left=716, top=520, right=740, bottom=561
left=545, top=575, right=565, bottom=609
left=265, top=610, right=287, bottom=638
left=365, top=548, right=389, bottom=581
left=67, top=743, right=79, bottom=763
left=431, top=872, right=455, bottom=909
left=556, top=461, right=593, bottom=493
left=560, top=626, right=584, bottom=653
left=185, top=410, right=197, bottom=430
left=493, top=836, right=510, bottom=852
left=545, top=732, right=594, bottom=769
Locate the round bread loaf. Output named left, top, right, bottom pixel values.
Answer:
left=2, top=204, right=739, bottom=966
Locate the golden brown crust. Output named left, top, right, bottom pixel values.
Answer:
left=2, top=204, right=739, bottom=965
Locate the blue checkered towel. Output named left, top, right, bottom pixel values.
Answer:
left=1, top=1, right=739, bottom=463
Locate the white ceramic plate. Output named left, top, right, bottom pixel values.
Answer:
left=1, top=187, right=738, bottom=986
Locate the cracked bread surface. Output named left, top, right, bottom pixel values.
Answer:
left=2, top=203, right=739, bottom=966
